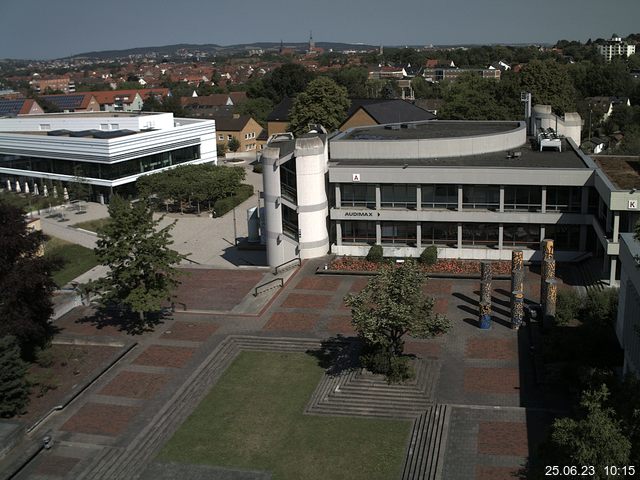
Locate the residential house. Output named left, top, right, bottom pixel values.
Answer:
left=339, top=99, right=436, bottom=131
left=266, top=97, right=294, bottom=137
left=30, top=76, right=75, bottom=94
left=586, top=96, right=631, bottom=122
left=180, top=93, right=248, bottom=118
left=213, top=114, right=264, bottom=153
left=0, top=99, right=44, bottom=117
left=598, top=34, right=636, bottom=62
left=40, top=93, right=100, bottom=112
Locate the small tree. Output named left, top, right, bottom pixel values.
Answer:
left=419, top=245, right=438, bottom=265
left=541, top=385, right=631, bottom=475
left=0, top=336, right=30, bottom=417
left=366, top=244, right=384, bottom=263
left=85, top=196, right=186, bottom=326
left=217, top=142, right=228, bottom=156
left=69, top=166, right=92, bottom=202
left=227, top=136, right=241, bottom=153
left=344, top=261, right=451, bottom=381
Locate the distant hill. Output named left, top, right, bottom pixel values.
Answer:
left=68, top=42, right=381, bottom=60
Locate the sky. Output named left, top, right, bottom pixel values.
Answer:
left=0, top=0, right=639, bottom=59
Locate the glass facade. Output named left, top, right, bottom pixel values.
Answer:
left=546, top=186, right=581, bottom=213
left=341, top=184, right=375, bottom=208
left=503, top=224, right=541, bottom=247
left=421, top=222, right=458, bottom=247
left=421, top=185, right=457, bottom=209
left=546, top=225, right=581, bottom=250
left=504, top=186, right=542, bottom=212
left=381, top=222, right=417, bottom=245
left=342, top=221, right=376, bottom=244
left=280, top=159, right=297, bottom=202
left=282, top=204, right=298, bottom=239
left=0, top=145, right=200, bottom=181
left=463, top=186, right=500, bottom=210
left=381, top=184, right=417, bottom=209
left=462, top=223, right=499, bottom=247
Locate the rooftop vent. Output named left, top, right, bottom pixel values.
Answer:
left=506, top=151, right=522, bottom=159
left=384, top=124, right=401, bottom=130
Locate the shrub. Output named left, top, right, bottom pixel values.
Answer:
left=252, top=162, right=263, bottom=173
left=359, top=344, right=414, bottom=383
left=419, top=245, right=438, bottom=265
left=0, top=336, right=30, bottom=417
left=366, top=244, right=384, bottom=263
left=556, top=289, right=584, bottom=326
left=584, top=288, right=619, bottom=327
left=213, top=184, right=254, bottom=217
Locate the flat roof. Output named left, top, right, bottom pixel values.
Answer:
left=330, top=139, right=589, bottom=169
left=339, top=121, right=521, bottom=141
left=6, top=112, right=163, bottom=119
left=593, top=156, right=640, bottom=189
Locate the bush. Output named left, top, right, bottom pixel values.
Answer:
left=556, top=289, right=584, bottom=326
left=419, top=245, right=438, bottom=265
left=584, top=288, right=619, bottom=327
left=360, top=344, right=414, bottom=384
left=366, top=244, right=384, bottom=263
left=252, top=162, right=263, bottom=173
left=213, top=184, right=254, bottom=217
left=0, top=336, right=30, bottom=417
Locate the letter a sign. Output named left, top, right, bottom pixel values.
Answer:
left=352, top=173, right=361, bottom=182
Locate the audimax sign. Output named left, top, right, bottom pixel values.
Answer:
left=344, top=211, right=380, bottom=217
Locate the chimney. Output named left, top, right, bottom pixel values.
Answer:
left=233, top=113, right=240, bottom=119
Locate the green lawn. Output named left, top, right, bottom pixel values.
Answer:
left=159, top=351, right=411, bottom=480
left=44, top=237, right=99, bottom=287
left=72, top=217, right=111, bottom=233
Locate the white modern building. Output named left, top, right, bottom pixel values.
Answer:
left=597, top=34, right=636, bottom=62
left=616, top=233, right=640, bottom=375
left=261, top=109, right=640, bottom=286
left=0, top=112, right=217, bottom=201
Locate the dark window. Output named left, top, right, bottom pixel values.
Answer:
left=421, top=222, right=458, bottom=247
left=546, top=186, right=581, bottom=213
left=463, top=186, right=500, bottom=210
left=381, top=184, right=417, bottom=209
left=280, top=159, right=297, bottom=203
left=504, top=186, right=542, bottom=212
left=503, top=224, right=541, bottom=248
left=421, top=184, right=457, bottom=209
left=342, top=221, right=376, bottom=244
left=381, top=222, right=417, bottom=245
left=545, top=225, right=581, bottom=250
left=341, top=184, right=375, bottom=208
left=282, top=204, right=298, bottom=239
left=462, top=223, right=499, bottom=247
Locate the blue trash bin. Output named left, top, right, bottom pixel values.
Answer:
left=479, top=314, right=492, bottom=329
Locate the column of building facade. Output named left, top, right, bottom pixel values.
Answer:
left=416, top=185, right=422, bottom=249
left=540, top=239, right=554, bottom=310
left=334, top=183, right=341, bottom=209
left=375, top=184, right=381, bottom=244
left=541, top=186, right=547, bottom=213
left=511, top=249, right=524, bottom=329
left=499, top=186, right=505, bottom=213
left=457, top=185, right=463, bottom=211
left=335, top=222, right=342, bottom=246
left=580, top=187, right=590, bottom=266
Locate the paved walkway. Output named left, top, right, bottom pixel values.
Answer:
left=1, top=259, right=572, bottom=480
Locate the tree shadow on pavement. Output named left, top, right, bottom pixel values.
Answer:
left=306, top=335, right=362, bottom=376
left=76, top=305, right=169, bottom=335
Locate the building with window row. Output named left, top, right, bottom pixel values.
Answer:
left=262, top=115, right=640, bottom=286
left=0, top=112, right=217, bottom=201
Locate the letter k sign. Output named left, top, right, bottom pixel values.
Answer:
left=352, top=173, right=360, bottom=182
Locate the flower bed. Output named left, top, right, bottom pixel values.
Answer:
left=328, top=256, right=511, bottom=275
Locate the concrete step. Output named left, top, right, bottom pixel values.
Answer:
left=402, top=404, right=451, bottom=480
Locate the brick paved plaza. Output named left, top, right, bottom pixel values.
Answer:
left=3, top=257, right=568, bottom=480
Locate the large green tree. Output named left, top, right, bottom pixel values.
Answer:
left=518, top=59, right=576, bottom=114
left=439, top=73, right=514, bottom=120
left=0, top=336, right=30, bottom=417
left=288, top=77, right=350, bottom=135
left=344, top=261, right=451, bottom=379
left=85, top=196, right=185, bottom=325
left=248, top=63, right=315, bottom=104
left=332, top=67, right=369, bottom=98
left=0, top=202, right=59, bottom=358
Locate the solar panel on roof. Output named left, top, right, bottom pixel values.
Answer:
left=42, top=95, right=84, bottom=110
left=92, top=129, right=137, bottom=139
left=0, top=100, right=24, bottom=116
left=69, top=130, right=100, bottom=137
